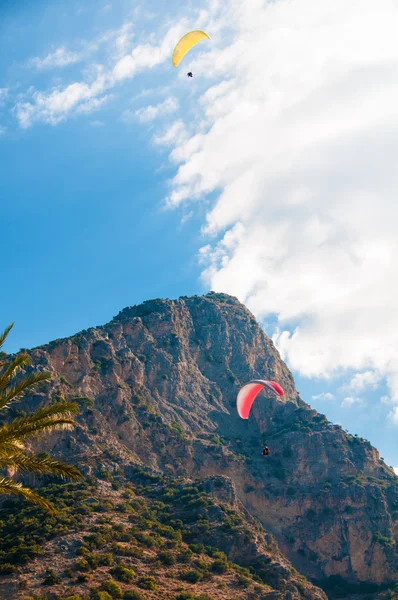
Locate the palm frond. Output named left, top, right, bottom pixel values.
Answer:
left=0, top=324, right=82, bottom=515
left=0, top=353, right=32, bottom=391
left=0, top=417, right=76, bottom=444
left=0, top=441, right=25, bottom=456
left=0, top=324, right=14, bottom=351
left=0, top=400, right=80, bottom=442
left=0, top=476, right=56, bottom=514
left=15, top=401, right=80, bottom=425
left=0, top=454, right=82, bottom=480
left=0, top=370, right=52, bottom=411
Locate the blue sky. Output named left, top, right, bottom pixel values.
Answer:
left=1, top=0, right=206, bottom=347
left=1, top=0, right=398, bottom=470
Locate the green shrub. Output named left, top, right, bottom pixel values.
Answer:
left=193, top=559, right=209, bottom=571
left=170, top=422, right=186, bottom=439
left=92, top=593, right=113, bottom=600
left=176, top=595, right=214, bottom=600
left=181, top=569, right=203, bottom=583
left=211, top=559, right=228, bottom=573
left=189, top=544, right=205, bottom=554
left=42, top=569, right=61, bottom=585
left=372, top=533, right=394, bottom=547
left=134, top=532, right=156, bottom=547
left=178, top=549, right=193, bottom=563
left=110, top=564, right=136, bottom=583
left=236, top=573, right=251, bottom=586
left=158, top=550, right=176, bottom=565
left=0, top=563, right=17, bottom=575
left=138, top=576, right=157, bottom=590
left=97, top=553, right=114, bottom=566
left=75, top=558, right=91, bottom=572
left=102, top=579, right=123, bottom=598
left=111, top=543, right=143, bottom=558
left=123, top=591, right=144, bottom=600
left=64, top=568, right=74, bottom=578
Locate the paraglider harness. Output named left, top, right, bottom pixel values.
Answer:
left=262, top=446, right=270, bottom=456
left=187, top=72, right=193, bottom=77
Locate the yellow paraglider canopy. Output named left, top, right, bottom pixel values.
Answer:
left=172, top=30, right=211, bottom=67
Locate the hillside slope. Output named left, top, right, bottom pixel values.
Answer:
left=0, top=472, right=326, bottom=600
left=3, top=292, right=397, bottom=598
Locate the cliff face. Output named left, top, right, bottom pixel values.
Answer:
left=19, top=292, right=398, bottom=588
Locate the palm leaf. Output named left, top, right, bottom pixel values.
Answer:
left=0, top=417, right=76, bottom=444
left=0, top=441, right=25, bottom=456
left=0, top=323, right=13, bottom=351
left=0, top=324, right=82, bottom=514
left=0, top=371, right=52, bottom=411
left=0, top=353, right=33, bottom=391
left=0, top=402, right=79, bottom=445
left=0, top=476, right=56, bottom=514
left=15, top=401, right=80, bottom=424
left=0, top=401, right=79, bottom=442
left=0, top=454, right=82, bottom=480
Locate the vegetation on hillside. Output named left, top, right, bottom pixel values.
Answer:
left=0, top=468, right=320, bottom=600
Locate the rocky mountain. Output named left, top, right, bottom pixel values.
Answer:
left=1, top=292, right=397, bottom=599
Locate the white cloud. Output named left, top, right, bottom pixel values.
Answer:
left=342, top=371, right=381, bottom=393
left=113, top=23, right=135, bottom=58
left=341, top=396, right=363, bottom=408
left=76, top=94, right=111, bottom=114
left=380, top=395, right=391, bottom=405
left=312, top=392, right=335, bottom=401
left=15, top=71, right=110, bottom=127
left=112, top=23, right=182, bottom=82
left=90, top=120, right=105, bottom=127
left=26, top=21, right=137, bottom=76
left=0, top=88, right=8, bottom=105
left=154, top=119, right=188, bottom=147
left=15, top=21, right=183, bottom=128
left=388, top=406, right=398, bottom=425
left=394, top=467, right=398, bottom=475
left=30, top=48, right=82, bottom=70
left=121, top=108, right=135, bottom=124
left=134, top=97, right=179, bottom=123
left=159, top=0, right=398, bottom=416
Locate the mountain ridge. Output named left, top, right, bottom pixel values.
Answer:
left=2, top=292, right=397, bottom=599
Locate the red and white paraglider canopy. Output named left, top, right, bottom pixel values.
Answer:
left=236, top=379, right=284, bottom=419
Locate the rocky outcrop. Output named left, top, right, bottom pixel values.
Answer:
left=16, top=292, right=398, bottom=589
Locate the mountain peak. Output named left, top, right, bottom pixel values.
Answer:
left=7, top=292, right=398, bottom=596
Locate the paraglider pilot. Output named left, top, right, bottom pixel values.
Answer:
left=262, top=445, right=270, bottom=456
left=187, top=72, right=193, bottom=77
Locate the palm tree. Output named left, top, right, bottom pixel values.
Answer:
left=0, top=323, right=82, bottom=514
